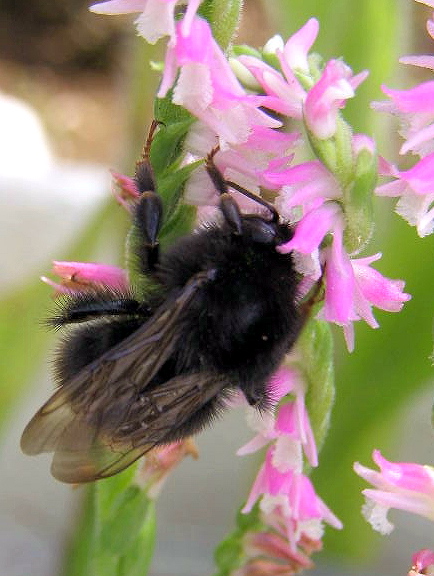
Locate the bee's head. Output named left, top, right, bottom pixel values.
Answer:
left=219, top=192, right=292, bottom=247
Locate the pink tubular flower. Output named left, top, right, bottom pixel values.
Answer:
left=158, top=17, right=280, bottom=149
left=278, top=202, right=342, bottom=256
left=354, top=450, right=434, bottom=535
left=41, top=261, right=129, bottom=294
left=267, top=161, right=341, bottom=217
left=238, top=18, right=319, bottom=120
left=183, top=122, right=298, bottom=209
left=237, top=368, right=318, bottom=468
left=376, top=154, right=434, bottom=236
left=378, top=83, right=434, bottom=156
left=304, top=59, right=368, bottom=139
left=111, top=170, right=140, bottom=209
left=135, top=439, right=198, bottom=498
left=279, top=17, right=319, bottom=74
left=321, top=235, right=410, bottom=351
left=89, top=0, right=202, bottom=44
left=409, top=549, right=434, bottom=576
left=238, top=55, right=305, bottom=120
left=242, top=453, right=341, bottom=549
left=373, top=5, right=434, bottom=237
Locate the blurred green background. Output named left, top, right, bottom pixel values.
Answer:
left=0, top=0, right=432, bottom=575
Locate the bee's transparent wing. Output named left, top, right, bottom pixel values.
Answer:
left=21, top=270, right=227, bottom=483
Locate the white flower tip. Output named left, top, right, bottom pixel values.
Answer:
left=263, top=35, right=284, bottom=55
left=361, top=500, right=394, bottom=535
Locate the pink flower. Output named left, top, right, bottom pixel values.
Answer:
left=373, top=7, right=434, bottom=161
left=238, top=19, right=319, bottom=120
left=377, top=83, right=434, bottom=156
left=242, top=452, right=341, bottom=548
left=321, top=238, right=410, bottom=350
left=278, top=202, right=342, bottom=255
left=279, top=18, right=319, bottom=74
left=89, top=0, right=202, bottom=44
left=304, top=59, right=368, bottom=139
left=238, top=55, right=305, bottom=120
left=236, top=528, right=316, bottom=576
left=267, top=161, right=341, bottom=217
left=135, top=439, right=198, bottom=498
left=376, top=154, right=434, bottom=236
left=41, top=261, right=129, bottom=294
left=111, top=170, right=140, bottom=209
left=183, top=122, right=297, bottom=209
left=237, top=368, right=318, bottom=468
left=158, top=17, right=280, bottom=149
left=409, top=549, right=434, bottom=576
left=354, top=450, right=434, bottom=535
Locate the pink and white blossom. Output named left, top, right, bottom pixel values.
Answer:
left=376, top=154, right=434, bottom=236
left=89, top=0, right=202, bottom=44
left=354, top=450, right=434, bottom=535
left=183, top=122, right=298, bottom=210
left=321, top=239, right=410, bottom=351
left=238, top=54, right=305, bottom=119
left=304, top=59, right=368, bottom=139
left=238, top=18, right=319, bottom=121
left=279, top=17, right=319, bottom=74
left=158, top=17, right=280, bottom=149
left=373, top=6, right=434, bottom=237
left=237, top=368, right=318, bottom=468
left=377, top=83, right=434, bottom=156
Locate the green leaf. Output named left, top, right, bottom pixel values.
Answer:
left=118, top=501, right=157, bottom=576
left=235, top=503, right=261, bottom=532
left=100, top=486, right=152, bottom=554
left=214, top=533, right=243, bottom=574
left=149, top=119, right=195, bottom=175
left=154, top=93, right=192, bottom=128
left=158, top=161, right=202, bottom=218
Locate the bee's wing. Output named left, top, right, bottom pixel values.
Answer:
left=48, top=371, right=228, bottom=483
left=21, top=270, right=227, bottom=483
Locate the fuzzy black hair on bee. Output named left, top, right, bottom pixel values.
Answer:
left=21, top=131, right=303, bottom=483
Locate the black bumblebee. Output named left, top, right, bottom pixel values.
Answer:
left=21, top=131, right=304, bottom=483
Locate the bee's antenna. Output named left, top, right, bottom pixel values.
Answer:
left=135, top=120, right=164, bottom=194
left=205, top=148, right=279, bottom=223
left=141, top=119, right=164, bottom=160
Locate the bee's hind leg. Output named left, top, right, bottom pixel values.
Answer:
left=48, top=293, right=149, bottom=328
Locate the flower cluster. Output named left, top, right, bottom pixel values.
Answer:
left=236, top=368, right=342, bottom=572
left=374, top=0, right=434, bottom=236
left=87, top=2, right=411, bottom=350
